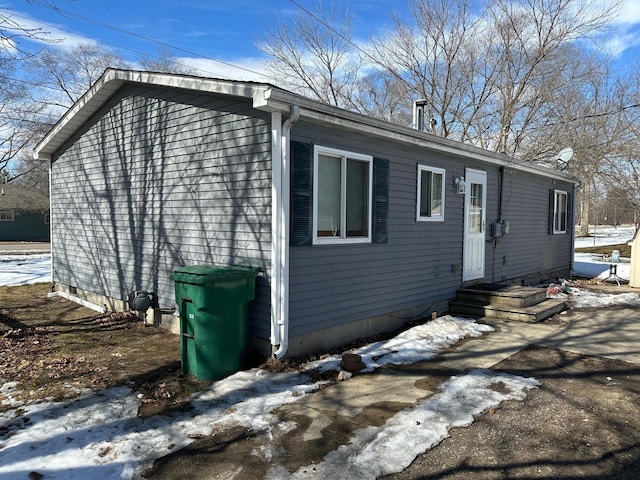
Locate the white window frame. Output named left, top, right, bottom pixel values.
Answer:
left=553, top=189, right=568, bottom=234
left=0, top=210, right=14, bottom=222
left=312, top=146, right=373, bottom=245
left=416, top=165, right=446, bottom=222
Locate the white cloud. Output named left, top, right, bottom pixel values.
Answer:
left=594, top=0, right=640, bottom=57
left=616, top=0, right=640, bottom=25
left=0, top=8, right=96, bottom=51
left=179, top=56, right=273, bottom=83
left=602, top=30, right=640, bottom=56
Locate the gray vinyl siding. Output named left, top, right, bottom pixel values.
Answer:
left=289, top=122, right=466, bottom=338
left=488, top=170, right=574, bottom=282
left=288, top=122, right=574, bottom=338
left=50, top=85, right=272, bottom=338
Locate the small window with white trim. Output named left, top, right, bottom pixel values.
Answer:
left=553, top=189, right=568, bottom=234
left=417, top=165, right=445, bottom=221
left=313, top=146, right=373, bottom=244
left=0, top=210, right=14, bottom=221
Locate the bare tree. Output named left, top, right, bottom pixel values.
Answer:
left=485, top=0, right=622, bottom=154
left=368, top=0, right=621, bottom=154
left=1, top=7, right=62, bottom=55
left=1, top=7, right=63, bottom=182
left=599, top=65, right=640, bottom=231
left=370, top=0, right=495, bottom=139
left=139, top=47, right=199, bottom=75
left=27, top=42, right=129, bottom=109
left=352, top=70, right=412, bottom=125
left=524, top=52, right=637, bottom=236
left=258, top=1, right=361, bottom=109
left=0, top=52, right=50, bottom=180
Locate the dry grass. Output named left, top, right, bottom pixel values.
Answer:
left=0, top=283, right=188, bottom=410
left=574, top=242, right=631, bottom=257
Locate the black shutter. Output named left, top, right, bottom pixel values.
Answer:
left=567, top=190, right=573, bottom=234
left=290, top=141, right=313, bottom=246
left=548, top=189, right=555, bottom=235
left=372, top=157, right=390, bottom=243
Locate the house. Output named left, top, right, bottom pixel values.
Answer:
left=34, top=69, right=578, bottom=358
left=0, top=184, right=50, bottom=242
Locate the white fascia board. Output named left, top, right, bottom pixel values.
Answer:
left=35, top=68, right=270, bottom=160
left=34, top=76, right=124, bottom=159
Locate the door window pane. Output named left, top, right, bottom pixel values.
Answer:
left=469, top=183, right=483, bottom=233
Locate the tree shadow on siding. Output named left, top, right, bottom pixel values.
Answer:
left=51, top=89, right=270, bottom=326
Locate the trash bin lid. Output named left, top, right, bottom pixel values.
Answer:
left=169, top=264, right=259, bottom=284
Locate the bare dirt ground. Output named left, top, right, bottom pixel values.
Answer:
left=0, top=283, right=200, bottom=413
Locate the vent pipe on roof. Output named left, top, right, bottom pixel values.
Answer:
left=413, top=99, right=426, bottom=131
left=413, top=99, right=436, bottom=133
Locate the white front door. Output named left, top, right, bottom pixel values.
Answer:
left=463, top=169, right=487, bottom=282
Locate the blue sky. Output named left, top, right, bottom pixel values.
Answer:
left=1, top=0, right=410, bottom=80
left=1, top=0, right=640, bottom=81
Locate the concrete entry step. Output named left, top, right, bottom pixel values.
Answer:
left=455, top=284, right=547, bottom=308
left=450, top=284, right=565, bottom=323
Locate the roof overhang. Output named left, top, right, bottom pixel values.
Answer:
left=34, top=69, right=275, bottom=160
left=256, top=88, right=580, bottom=184
left=35, top=68, right=579, bottom=185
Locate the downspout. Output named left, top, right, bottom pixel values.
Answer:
left=270, top=112, right=283, bottom=350
left=570, top=181, right=582, bottom=274
left=49, top=159, right=53, bottom=287
left=274, top=105, right=300, bottom=358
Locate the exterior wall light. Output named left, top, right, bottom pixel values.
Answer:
left=455, top=176, right=466, bottom=194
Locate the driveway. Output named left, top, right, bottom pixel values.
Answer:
left=384, top=308, right=640, bottom=480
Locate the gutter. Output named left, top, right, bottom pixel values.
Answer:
left=255, top=88, right=580, bottom=186
left=272, top=105, right=300, bottom=358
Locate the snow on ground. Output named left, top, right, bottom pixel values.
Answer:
left=0, top=254, right=51, bottom=286
left=572, top=253, right=630, bottom=281
left=0, top=316, right=533, bottom=480
left=2, top=228, right=640, bottom=478
left=572, top=224, right=635, bottom=281
left=267, top=370, right=538, bottom=480
left=574, top=224, right=636, bottom=249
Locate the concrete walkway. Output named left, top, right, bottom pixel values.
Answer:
left=536, top=308, right=640, bottom=365
left=444, top=308, right=640, bottom=370
left=280, top=308, right=640, bottom=448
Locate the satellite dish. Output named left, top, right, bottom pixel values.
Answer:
left=555, top=147, right=574, bottom=163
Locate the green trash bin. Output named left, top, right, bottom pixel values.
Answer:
left=169, top=265, right=259, bottom=381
